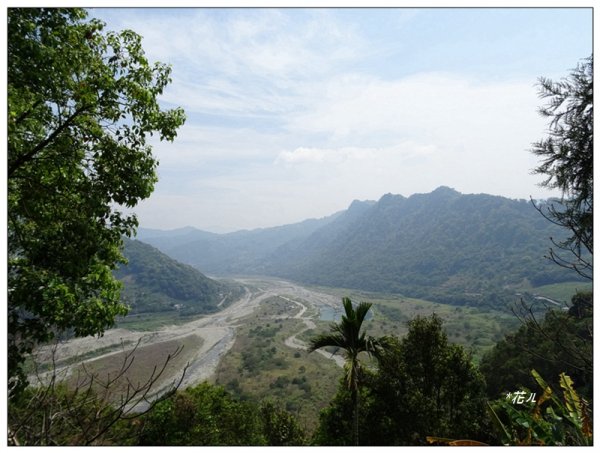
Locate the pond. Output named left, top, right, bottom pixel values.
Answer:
left=319, top=305, right=373, bottom=322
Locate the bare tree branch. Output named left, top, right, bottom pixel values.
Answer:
left=8, top=338, right=189, bottom=446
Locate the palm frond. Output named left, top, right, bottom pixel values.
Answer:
left=341, top=297, right=354, bottom=319
left=308, top=333, right=346, bottom=352
left=364, top=335, right=384, bottom=359
left=354, top=301, right=373, bottom=326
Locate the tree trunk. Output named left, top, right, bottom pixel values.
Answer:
left=352, top=387, right=359, bottom=446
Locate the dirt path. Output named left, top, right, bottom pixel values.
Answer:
left=280, top=295, right=345, bottom=368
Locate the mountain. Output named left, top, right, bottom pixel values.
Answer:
left=260, top=187, right=582, bottom=307
left=138, top=187, right=584, bottom=309
left=138, top=212, right=342, bottom=275
left=252, top=199, right=377, bottom=276
left=136, top=226, right=220, bottom=251
left=114, top=238, right=242, bottom=315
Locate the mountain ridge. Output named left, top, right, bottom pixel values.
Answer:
left=137, top=187, right=583, bottom=309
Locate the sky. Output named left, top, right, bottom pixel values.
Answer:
left=89, top=6, right=593, bottom=233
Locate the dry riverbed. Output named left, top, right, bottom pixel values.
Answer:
left=31, top=278, right=345, bottom=405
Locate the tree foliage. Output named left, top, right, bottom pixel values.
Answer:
left=135, top=383, right=306, bottom=446
left=479, top=292, right=593, bottom=403
left=531, top=55, right=593, bottom=279
left=7, top=8, right=186, bottom=395
left=372, top=315, right=489, bottom=444
left=488, top=370, right=592, bottom=446
left=314, top=314, right=489, bottom=445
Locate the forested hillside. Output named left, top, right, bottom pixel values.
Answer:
left=262, top=187, right=580, bottom=307
left=140, top=187, right=583, bottom=309
left=114, top=238, right=242, bottom=315
left=137, top=213, right=340, bottom=274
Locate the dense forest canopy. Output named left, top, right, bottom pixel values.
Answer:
left=115, top=238, right=242, bottom=315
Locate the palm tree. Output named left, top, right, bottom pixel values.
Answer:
left=309, top=297, right=380, bottom=446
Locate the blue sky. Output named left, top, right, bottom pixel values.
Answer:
left=91, top=7, right=592, bottom=232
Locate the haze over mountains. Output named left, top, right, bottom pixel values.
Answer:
left=135, top=187, right=584, bottom=309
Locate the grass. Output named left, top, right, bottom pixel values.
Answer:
left=213, top=295, right=341, bottom=434
left=530, top=282, right=593, bottom=303
left=300, top=286, right=520, bottom=360
left=115, top=311, right=199, bottom=331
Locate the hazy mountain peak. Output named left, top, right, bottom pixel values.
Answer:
left=430, top=185, right=460, bottom=196
left=348, top=199, right=376, bottom=211
left=137, top=225, right=204, bottom=239
left=378, top=192, right=405, bottom=204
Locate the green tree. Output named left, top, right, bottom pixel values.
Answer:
left=372, top=315, right=488, bottom=444
left=134, top=383, right=305, bottom=446
left=259, top=401, right=306, bottom=446
left=309, top=297, right=380, bottom=446
left=314, top=314, right=488, bottom=445
left=479, top=292, right=592, bottom=402
left=137, top=383, right=266, bottom=445
left=531, top=55, right=593, bottom=279
left=7, top=8, right=186, bottom=395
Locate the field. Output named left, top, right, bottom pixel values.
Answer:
left=529, top=281, right=593, bottom=303
left=214, top=295, right=342, bottom=433
left=300, top=286, right=521, bottom=360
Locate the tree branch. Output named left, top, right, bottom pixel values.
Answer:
left=8, top=103, right=92, bottom=178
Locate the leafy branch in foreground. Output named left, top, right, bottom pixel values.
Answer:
left=8, top=7, right=185, bottom=395
left=488, top=370, right=592, bottom=446
left=530, top=55, right=593, bottom=279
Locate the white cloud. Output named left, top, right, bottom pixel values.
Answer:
left=287, top=72, right=545, bottom=146
left=98, top=9, right=366, bottom=118
left=141, top=69, right=554, bottom=230
left=275, top=143, right=436, bottom=166
left=276, top=147, right=351, bottom=165
left=91, top=9, right=571, bottom=231
left=276, top=72, right=551, bottom=200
